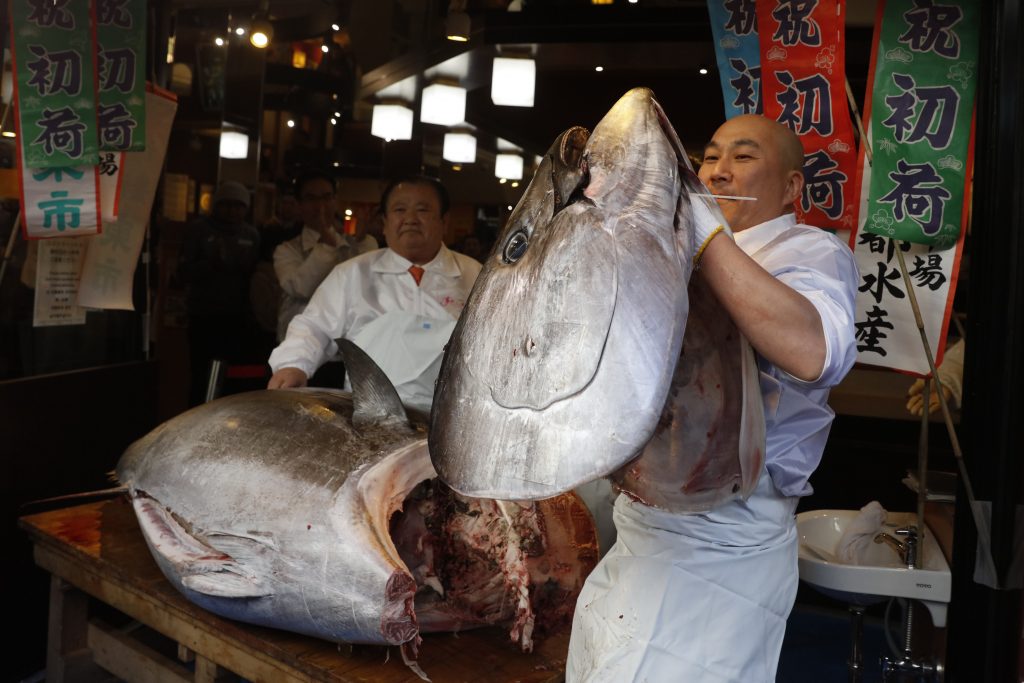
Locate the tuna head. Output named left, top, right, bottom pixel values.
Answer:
left=431, top=87, right=716, bottom=500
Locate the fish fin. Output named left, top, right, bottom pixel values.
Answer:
left=131, top=496, right=272, bottom=598
left=336, top=338, right=411, bottom=430
left=205, top=531, right=279, bottom=567
left=182, top=571, right=272, bottom=599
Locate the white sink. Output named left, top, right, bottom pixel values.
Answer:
left=797, top=509, right=952, bottom=627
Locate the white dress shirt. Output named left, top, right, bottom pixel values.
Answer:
left=735, top=212, right=859, bottom=497
left=272, top=227, right=378, bottom=341
left=269, top=245, right=481, bottom=411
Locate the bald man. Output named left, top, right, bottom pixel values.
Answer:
left=567, top=116, right=859, bottom=683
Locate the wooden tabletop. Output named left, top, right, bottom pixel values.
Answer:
left=20, top=499, right=570, bottom=683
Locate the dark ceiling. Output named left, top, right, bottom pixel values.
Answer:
left=155, top=0, right=879, bottom=204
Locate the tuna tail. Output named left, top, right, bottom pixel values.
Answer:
left=337, top=338, right=411, bottom=430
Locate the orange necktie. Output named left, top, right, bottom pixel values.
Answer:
left=408, top=265, right=425, bottom=286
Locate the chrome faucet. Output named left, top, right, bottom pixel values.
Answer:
left=874, top=525, right=919, bottom=568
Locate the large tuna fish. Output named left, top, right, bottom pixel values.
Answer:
left=430, top=87, right=764, bottom=512
left=116, top=341, right=598, bottom=673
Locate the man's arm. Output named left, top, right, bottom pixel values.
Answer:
left=268, top=366, right=308, bottom=389
left=698, top=235, right=827, bottom=382
left=273, top=237, right=342, bottom=299
left=267, top=265, right=353, bottom=389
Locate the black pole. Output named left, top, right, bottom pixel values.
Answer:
left=946, top=0, right=1024, bottom=681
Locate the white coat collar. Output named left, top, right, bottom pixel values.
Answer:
left=372, top=244, right=462, bottom=277
left=733, top=212, right=798, bottom=255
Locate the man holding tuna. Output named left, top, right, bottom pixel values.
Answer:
left=567, top=114, right=859, bottom=682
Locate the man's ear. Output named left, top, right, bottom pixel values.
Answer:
left=784, top=169, right=804, bottom=207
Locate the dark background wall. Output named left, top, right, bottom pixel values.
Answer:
left=3, top=362, right=158, bottom=681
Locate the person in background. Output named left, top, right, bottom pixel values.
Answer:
left=267, top=175, right=481, bottom=412
left=273, top=169, right=377, bottom=342
left=567, top=115, right=859, bottom=683
left=178, top=181, right=261, bottom=405
left=907, top=337, right=965, bottom=416
left=258, top=186, right=301, bottom=262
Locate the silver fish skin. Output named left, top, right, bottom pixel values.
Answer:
left=431, top=87, right=711, bottom=500
left=117, top=342, right=598, bottom=661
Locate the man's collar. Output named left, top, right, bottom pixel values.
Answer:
left=733, top=213, right=797, bottom=254
left=372, top=244, right=461, bottom=276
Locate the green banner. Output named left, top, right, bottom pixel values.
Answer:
left=11, top=0, right=99, bottom=168
left=96, top=0, right=147, bottom=151
left=864, top=0, right=978, bottom=247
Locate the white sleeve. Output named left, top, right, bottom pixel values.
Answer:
left=770, top=236, right=859, bottom=388
left=273, top=238, right=340, bottom=300
left=268, top=265, right=353, bottom=376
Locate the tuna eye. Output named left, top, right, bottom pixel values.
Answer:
left=502, top=230, right=529, bottom=264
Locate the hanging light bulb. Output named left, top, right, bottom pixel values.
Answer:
left=420, top=82, right=467, bottom=126
left=219, top=130, right=249, bottom=159
left=250, top=0, right=272, bottom=49
left=443, top=133, right=477, bottom=163
left=250, top=18, right=273, bottom=48
left=446, top=1, right=470, bottom=42
left=371, top=104, right=413, bottom=141
left=495, top=154, right=523, bottom=180
left=491, top=56, right=535, bottom=107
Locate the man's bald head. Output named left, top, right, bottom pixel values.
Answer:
left=729, top=114, right=804, bottom=172
left=698, top=115, right=806, bottom=232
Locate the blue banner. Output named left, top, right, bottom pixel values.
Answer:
left=707, top=0, right=763, bottom=119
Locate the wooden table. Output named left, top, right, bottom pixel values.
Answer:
left=20, top=499, right=569, bottom=683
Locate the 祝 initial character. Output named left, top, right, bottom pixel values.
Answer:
left=855, top=306, right=895, bottom=356
left=776, top=71, right=833, bottom=136
left=878, top=159, right=952, bottom=236
left=908, top=254, right=948, bottom=290
left=724, top=0, right=757, bottom=35
left=899, top=0, right=963, bottom=58
left=27, top=0, right=75, bottom=29
left=98, top=103, right=137, bottom=149
left=859, top=261, right=906, bottom=304
left=38, top=191, right=84, bottom=231
left=33, top=107, right=88, bottom=159
left=97, top=0, right=133, bottom=28
left=883, top=74, right=960, bottom=150
left=729, top=58, right=762, bottom=115
left=772, top=0, right=822, bottom=47
left=801, top=151, right=847, bottom=220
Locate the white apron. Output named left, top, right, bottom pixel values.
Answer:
left=349, top=310, right=456, bottom=412
left=567, top=470, right=798, bottom=683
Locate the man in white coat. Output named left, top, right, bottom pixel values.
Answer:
left=267, top=176, right=481, bottom=413
left=567, top=115, right=859, bottom=682
left=272, top=170, right=377, bottom=341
